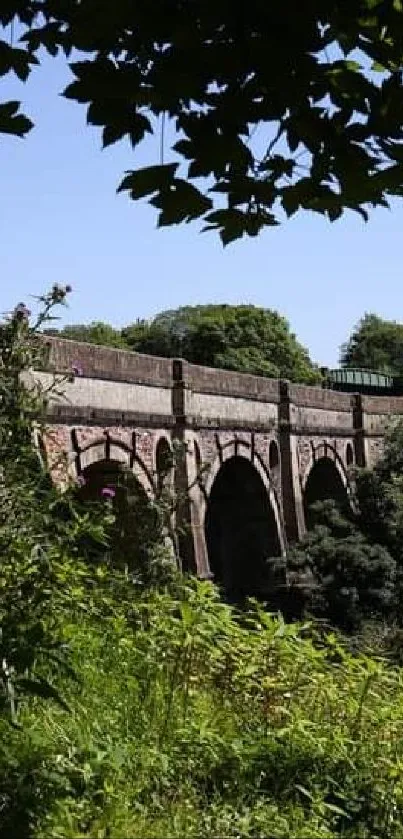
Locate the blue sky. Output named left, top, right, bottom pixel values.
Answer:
left=1, top=51, right=402, bottom=367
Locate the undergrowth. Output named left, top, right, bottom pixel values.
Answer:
left=2, top=573, right=403, bottom=838
left=2, top=290, right=403, bottom=838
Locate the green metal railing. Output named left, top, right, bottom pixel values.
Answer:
left=321, top=368, right=403, bottom=395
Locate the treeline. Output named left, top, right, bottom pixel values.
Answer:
left=46, top=305, right=403, bottom=384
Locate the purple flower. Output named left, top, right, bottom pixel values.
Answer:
left=101, top=486, right=116, bottom=500
left=14, top=303, right=31, bottom=320
left=71, top=362, right=83, bottom=377
left=51, top=283, right=70, bottom=303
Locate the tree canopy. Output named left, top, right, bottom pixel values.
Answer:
left=4, top=1, right=403, bottom=242
left=341, top=313, right=403, bottom=375
left=51, top=304, right=320, bottom=383
left=124, top=305, right=321, bottom=383
left=44, top=321, right=126, bottom=349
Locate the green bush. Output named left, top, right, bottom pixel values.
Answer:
left=285, top=501, right=396, bottom=631
left=0, top=288, right=113, bottom=720
left=1, top=577, right=403, bottom=838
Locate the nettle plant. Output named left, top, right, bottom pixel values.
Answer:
left=0, top=286, right=115, bottom=723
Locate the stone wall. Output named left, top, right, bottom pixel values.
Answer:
left=38, top=337, right=403, bottom=573
left=46, top=336, right=172, bottom=386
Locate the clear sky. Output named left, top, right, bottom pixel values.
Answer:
left=1, top=51, right=402, bottom=367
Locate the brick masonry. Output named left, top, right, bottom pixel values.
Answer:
left=37, top=337, right=403, bottom=577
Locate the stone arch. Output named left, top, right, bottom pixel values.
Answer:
left=204, top=449, right=284, bottom=602
left=301, top=442, right=349, bottom=490
left=74, top=437, right=154, bottom=498
left=303, top=445, right=350, bottom=530
left=77, top=455, right=160, bottom=570
left=202, top=438, right=285, bottom=550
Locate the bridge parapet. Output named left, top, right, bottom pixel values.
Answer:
left=39, top=337, right=173, bottom=424
left=358, top=394, right=403, bottom=467
left=181, top=359, right=280, bottom=402
left=286, top=383, right=354, bottom=438
left=288, top=383, right=352, bottom=410
left=46, top=336, right=173, bottom=387
left=178, top=360, right=279, bottom=429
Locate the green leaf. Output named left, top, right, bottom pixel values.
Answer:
left=173, top=138, right=194, bottom=159
left=63, top=79, right=91, bottom=104
left=151, top=179, right=212, bottom=226
left=180, top=601, right=196, bottom=629
left=103, top=124, right=128, bottom=147
left=0, top=101, right=33, bottom=138
left=220, top=223, right=245, bottom=246
left=117, top=164, right=178, bottom=199
left=380, top=140, right=403, bottom=163
left=371, top=61, right=386, bottom=72
left=295, top=784, right=314, bottom=801
left=323, top=802, right=351, bottom=818
left=102, top=113, right=152, bottom=149
left=0, top=40, right=38, bottom=81
left=18, top=677, right=70, bottom=711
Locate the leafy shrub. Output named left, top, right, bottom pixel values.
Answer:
left=284, top=501, right=396, bottom=632
left=0, top=289, right=112, bottom=720
left=2, top=577, right=403, bottom=838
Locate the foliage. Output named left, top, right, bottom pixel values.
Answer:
left=1, top=576, right=403, bottom=838
left=5, top=3, right=403, bottom=241
left=341, top=313, right=403, bottom=375
left=284, top=419, right=403, bottom=632
left=76, top=463, right=178, bottom=587
left=285, top=500, right=396, bottom=632
left=43, top=322, right=126, bottom=349
left=0, top=288, right=112, bottom=722
left=123, top=304, right=322, bottom=383
left=355, top=419, right=403, bottom=575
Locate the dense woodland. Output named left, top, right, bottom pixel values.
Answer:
left=1, top=290, right=403, bottom=838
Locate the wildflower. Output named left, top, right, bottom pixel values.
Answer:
left=13, top=302, right=31, bottom=321
left=51, top=284, right=71, bottom=303
left=71, top=362, right=83, bottom=377
left=101, top=486, right=116, bottom=500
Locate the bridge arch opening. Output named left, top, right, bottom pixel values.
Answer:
left=78, top=459, right=159, bottom=571
left=204, top=455, right=282, bottom=602
left=304, top=457, right=349, bottom=530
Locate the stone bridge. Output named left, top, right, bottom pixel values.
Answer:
left=37, top=338, right=403, bottom=597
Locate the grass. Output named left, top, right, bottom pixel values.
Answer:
left=1, top=575, right=403, bottom=838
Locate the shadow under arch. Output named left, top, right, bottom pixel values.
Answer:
left=304, top=456, right=349, bottom=530
left=78, top=459, right=159, bottom=572
left=204, top=455, right=282, bottom=603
